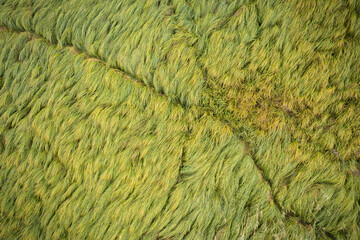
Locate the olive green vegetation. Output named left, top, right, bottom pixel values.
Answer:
left=0, top=0, right=359, bottom=239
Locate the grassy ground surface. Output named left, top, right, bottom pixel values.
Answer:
left=0, top=0, right=360, bottom=239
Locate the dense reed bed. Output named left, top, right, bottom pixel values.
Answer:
left=0, top=0, right=359, bottom=239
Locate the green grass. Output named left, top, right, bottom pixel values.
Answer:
left=0, top=0, right=359, bottom=239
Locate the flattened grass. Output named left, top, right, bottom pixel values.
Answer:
left=0, top=0, right=360, bottom=239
